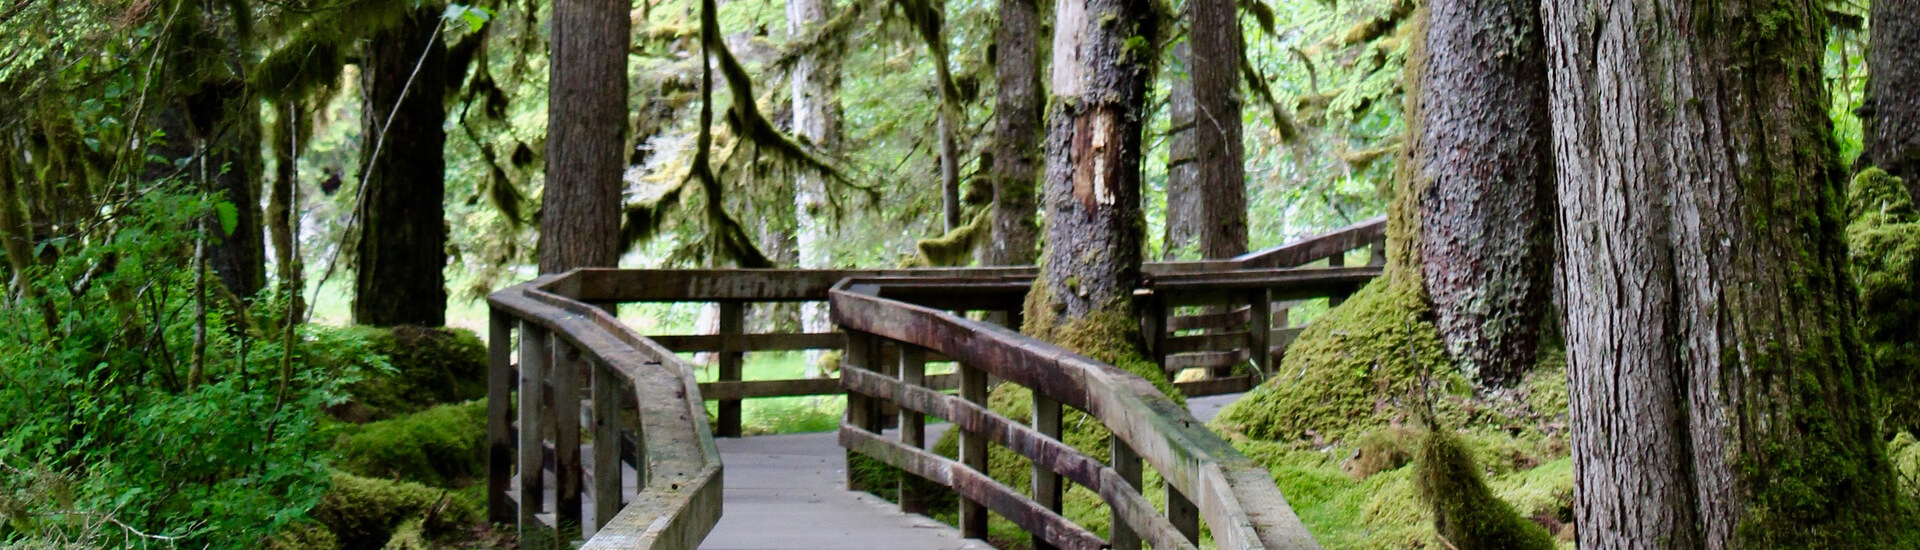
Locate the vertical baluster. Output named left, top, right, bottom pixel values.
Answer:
left=844, top=331, right=875, bottom=490
left=959, top=360, right=989, bottom=539
left=1168, top=485, right=1200, bottom=544
left=897, top=345, right=932, bottom=513
left=717, top=301, right=745, bottom=438
left=488, top=311, right=514, bottom=524
left=591, top=360, right=621, bottom=532
left=552, top=340, right=584, bottom=541
left=1328, top=248, right=1350, bottom=307
left=1144, top=294, right=1170, bottom=380
left=1248, top=289, right=1272, bottom=382
left=1369, top=237, right=1387, bottom=266
left=1110, top=436, right=1143, bottom=550
left=517, top=323, right=549, bottom=538
left=1031, top=394, right=1064, bottom=550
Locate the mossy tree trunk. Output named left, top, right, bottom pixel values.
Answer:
left=791, top=0, right=841, bottom=332
left=1543, top=1, right=1901, bottom=547
left=354, top=6, right=448, bottom=326
left=191, top=78, right=267, bottom=301
left=984, top=0, right=1043, bottom=266
left=1395, top=0, right=1555, bottom=387
left=540, top=0, right=629, bottom=273
left=1864, top=0, right=1920, bottom=201
left=1028, top=0, right=1156, bottom=341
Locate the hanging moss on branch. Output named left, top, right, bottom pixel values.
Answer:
left=905, top=208, right=992, bottom=267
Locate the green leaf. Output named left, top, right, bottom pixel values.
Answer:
left=445, top=4, right=491, bottom=32
left=215, top=201, right=239, bottom=236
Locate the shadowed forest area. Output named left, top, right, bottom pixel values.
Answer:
left=1, top=0, right=1918, bottom=548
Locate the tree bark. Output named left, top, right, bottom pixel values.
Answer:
left=268, top=101, right=306, bottom=306
left=791, top=0, right=839, bottom=334
left=1163, top=41, right=1200, bottom=261
left=1865, top=0, right=1920, bottom=201
left=985, top=0, right=1042, bottom=266
left=1543, top=1, right=1901, bottom=547
left=1189, top=0, right=1247, bottom=259
left=354, top=7, right=448, bottom=327
left=1403, top=0, right=1554, bottom=386
left=187, top=79, right=266, bottom=300
left=1033, top=0, right=1156, bottom=322
left=540, top=0, right=630, bottom=273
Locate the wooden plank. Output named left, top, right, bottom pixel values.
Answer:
left=1249, top=289, right=1272, bottom=379
left=1110, top=437, right=1142, bottom=550
left=1168, top=485, right=1200, bottom=544
left=843, top=332, right=877, bottom=491
left=897, top=345, right=935, bottom=514
left=959, top=361, right=989, bottom=539
left=517, top=323, right=549, bottom=538
left=1327, top=254, right=1349, bottom=306
left=553, top=341, right=584, bottom=540
left=1232, top=215, right=1387, bottom=269
left=1167, top=307, right=1250, bottom=332
left=1032, top=393, right=1064, bottom=550
left=488, top=312, right=515, bottom=524
left=1174, top=375, right=1257, bottom=397
left=647, top=332, right=844, bottom=353
left=1161, top=331, right=1252, bottom=354
left=591, top=360, right=621, bottom=532
left=716, top=302, right=745, bottom=438
left=697, top=372, right=960, bottom=401
left=1165, top=349, right=1249, bottom=371
left=840, top=427, right=1107, bottom=550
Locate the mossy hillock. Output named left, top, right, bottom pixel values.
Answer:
left=1413, top=429, right=1559, bottom=550
left=308, top=472, right=480, bottom=549
left=332, top=400, right=487, bottom=488
left=332, top=326, right=489, bottom=423
left=1846, top=167, right=1920, bottom=432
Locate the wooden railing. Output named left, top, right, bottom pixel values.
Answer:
left=832, top=276, right=1325, bottom=549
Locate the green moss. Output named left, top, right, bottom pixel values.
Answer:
left=335, top=326, right=489, bottom=422
left=1846, top=168, right=1920, bottom=432
left=1413, top=429, right=1557, bottom=550
left=907, top=209, right=993, bottom=267
left=264, top=520, right=339, bottom=550
left=1210, top=278, right=1460, bottom=443
left=308, top=472, right=480, bottom=549
left=333, top=400, right=487, bottom=488
left=1892, top=433, right=1920, bottom=499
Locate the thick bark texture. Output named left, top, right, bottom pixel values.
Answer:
left=1163, top=41, right=1200, bottom=261
left=1543, top=1, right=1900, bottom=547
left=540, top=0, right=629, bottom=273
left=355, top=7, right=448, bottom=327
left=1188, top=0, right=1246, bottom=259
left=985, top=0, right=1043, bottom=266
left=1404, top=0, right=1554, bottom=386
left=1035, top=0, right=1155, bottom=321
left=1865, top=0, right=1920, bottom=201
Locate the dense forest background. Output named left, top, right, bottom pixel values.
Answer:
left=0, top=0, right=1914, bottom=548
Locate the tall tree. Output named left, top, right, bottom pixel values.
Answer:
left=1401, top=0, right=1554, bottom=385
left=1027, top=0, right=1157, bottom=336
left=1163, top=40, right=1200, bottom=260
left=540, top=0, right=629, bottom=273
left=985, top=0, right=1043, bottom=266
left=1543, top=1, right=1901, bottom=547
left=1187, top=0, right=1246, bottom=259
left=354, top=6, right=448, bottom=327
left=791, top=0, right=840, bottom=334
left=1864, top=0, right=1919, bottom=201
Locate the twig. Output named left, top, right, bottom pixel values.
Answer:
left=0, top=0, right=39, bottom=27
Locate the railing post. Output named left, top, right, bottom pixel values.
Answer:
left=1110, top=436, right=1143, bottom=550
left=959, top=360, right=989, bottom=539
left=553, top=340, right=584, bottom=541
left=1369, top=236, right=1387, bottom=266
left=517, top=322, right=550, bottom=540
left=897, top=345, right=935, bottom=514
left=1143, top=294, right=1169, bottom=378
left=1031, top=393, right=1064, bottom=550
left=844, top=331, right=877, bottom=490
left=1328, top=248, right=1350, bottom=307
left=1168, top=485, right=1200, bottom=545
left=717, top=301, right=746, bottom=438
left=488, top=311, right=514, bottom=524
left=591, top=360, right=621, bottom=533
left=1248, top=289, right=1272, bottom=380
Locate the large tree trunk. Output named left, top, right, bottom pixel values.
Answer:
left=188, top=79, right=267, bottom=301
left=1029, top=0, right=1156, bottom=330
left=1162, top=41, right=1200, bottom=261
left=1865, top=0, right=1920, bottom=201
left=1543, top=1, right=1901, bottom=547
left=984, top=0, right=1042, bottom=266
left=1402, top=0, right=1554, bottom=386
left=355, top=7, right=448, bottom=327
left=540, top=0, right=630, bottom=273
left=791, top=0, right=840, bottom=334
left=1189, top=0, right=1247, bottom=259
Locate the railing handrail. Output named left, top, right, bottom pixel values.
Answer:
left=830, top=277, right=1323, bottom=549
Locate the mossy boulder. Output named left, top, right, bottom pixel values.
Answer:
left=333, top=400, right=486, bottom=488
left=1893, top=432, right=1920, bottom=498
left=1413, top=429, right=1558, bottom=550
left=1846, top=168, right=1920, bottom=432
left=1210, top=278, right=1463, bottom=444
left=333, top=326, right=489, bottom=422
left=309, top=472, right=480, bottom=549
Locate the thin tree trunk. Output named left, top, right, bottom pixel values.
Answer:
left=1403, top=0, right=1554, bottom=386
left=985, top=0, right=1042, bottom=266
left=1163, top=41, right=1200, bottom=261
left=354, top=7, right=448, bottom=326
left=791, top=0, right=839, bottom=334
left=0, top=151, right=32, bottom=299
left=1543, top=1, right=1901, bottom=547
left=1189, top=0, right=1246, bottom=259
left=1865, top=0, right=1920, bottom=201
left=540, top=0, right=630, bottom=273
left=1031, top=0, right=1156, bottom=324
left=268, top=101, right=306, bottom=318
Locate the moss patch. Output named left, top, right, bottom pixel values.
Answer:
left=333, top=326, right=489, bottom=423
left=1846, top=168, right=1920, bottom=432
left=1210, top=278, right=1461, bottom=444
left=308, top=472, right=480, bottom=549
left=332, top=400, right=486, bottom=488
left=1413, top=429, right=1558, bottom=550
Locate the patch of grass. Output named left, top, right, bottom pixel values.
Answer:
left=695, top=351, right=847, bottom=435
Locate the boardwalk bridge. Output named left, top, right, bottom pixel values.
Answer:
left=485, top=217, right=1386, bottom=549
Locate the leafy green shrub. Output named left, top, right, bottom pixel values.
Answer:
left=307, top=473, right=478, bottom=549
left=332, top=326, right=488, bottom=423
left=333, top=401, right=487, bottom=488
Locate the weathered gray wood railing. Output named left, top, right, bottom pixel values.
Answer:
left=832, top=276, right=1326, bottom=549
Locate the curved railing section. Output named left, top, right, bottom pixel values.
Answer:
left=832, top=274, right=1335, bottom=550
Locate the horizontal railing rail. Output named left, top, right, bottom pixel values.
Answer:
left=831, top=277, right=1323, bottom=550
